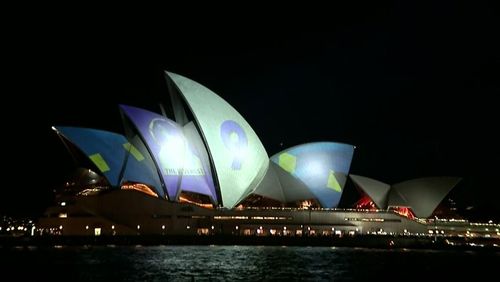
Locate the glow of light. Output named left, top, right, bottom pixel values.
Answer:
left=111, top=225, right=115, bottom=230
left=393, top=207, right=415, bottom=219
left=283, top=226, right=287, bottom=230
left=137, top=225, right=140, bottom=230
left=121, top=183, right=158, bottom=198
left=187, top=225, right=190, bottom=229
left=59, top=225, right=63, bottom=230
left=303, top=160, right=326, bottom=177
left=158, top=133, right=186, bottom=172
left=178, top=196, right=213, bottom=209
left=235, top=226, right=239, bottom=230
left=60, top=202, right=66, bottom=207
left=162, top=225, right=165, bottom=230
left=86, top=225, right=89, bottom=230
left=355, top=195, right=376, bottom=210
left=211, top=225, right=215, bottom=230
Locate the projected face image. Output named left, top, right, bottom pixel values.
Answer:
left=220, top=120, right=248, bottom=170
left=149, top=118, right=187, bottom=175
left=149, top=118, right=206, bottom=176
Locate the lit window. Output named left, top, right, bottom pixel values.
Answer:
left=197, top=228, right=209, bottom=235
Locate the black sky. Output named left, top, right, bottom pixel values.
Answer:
left=3, top=3, right=499, bottom=219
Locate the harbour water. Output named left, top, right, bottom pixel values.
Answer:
left=1, top=245, right=498, bottom=281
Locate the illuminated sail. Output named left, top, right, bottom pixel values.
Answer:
left=120, top=105, right=216, bottom=203
left=269, top=142, right=355, bottom=208
left=166, top=72, right=269, bottom=208
left=54, top=127, right=163, bottom=195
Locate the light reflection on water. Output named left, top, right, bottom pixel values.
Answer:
left=1, top=245, right=498, bottom=281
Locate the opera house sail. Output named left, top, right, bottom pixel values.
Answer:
left=165, top=72, right=270, bottom=208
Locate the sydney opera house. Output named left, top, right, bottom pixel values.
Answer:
left=38, top=72, right=498, bottom=239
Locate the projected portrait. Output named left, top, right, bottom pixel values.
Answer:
left=220, top=120, right=248, bottom=170
left=149, top=118, right=187, bottom=175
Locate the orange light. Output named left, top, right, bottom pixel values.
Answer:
left=178, top=196, right=213, bottom=209
left=121, top=183, right=158, bottom=198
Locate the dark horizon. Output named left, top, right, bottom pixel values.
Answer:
left=3, top=4, right=499, bottom=220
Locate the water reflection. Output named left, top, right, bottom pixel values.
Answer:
left=1, top=246, right=497, bottom=281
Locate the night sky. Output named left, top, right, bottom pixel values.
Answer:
left=3, top=3, right=499, bottom=219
